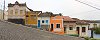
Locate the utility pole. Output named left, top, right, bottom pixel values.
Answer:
left=3, top=0, right=5, bottom=19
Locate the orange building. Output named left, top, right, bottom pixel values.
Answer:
left=50, top=16, right=64, bottom=35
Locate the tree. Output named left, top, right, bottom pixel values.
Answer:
left=94, top=26, right=100, bottom=34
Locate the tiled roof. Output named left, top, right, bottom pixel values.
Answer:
left=72, top=18, right=89, bottom=25
left=76, top=20, right=90, bottom=25
left=38, top=12, right=53, bottom=17
left=63, top=16, right=76, bottom=21
left=8, top=1, right=26, bottom=7
left=82, top=20, right=100, bottom=23
left=0, top=20, right=84, bottom=40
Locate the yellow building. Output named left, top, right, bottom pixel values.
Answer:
left=25, top=8, right=42, bottom=26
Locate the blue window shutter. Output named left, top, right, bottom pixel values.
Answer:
left=46, top=20, right=48, bottom=23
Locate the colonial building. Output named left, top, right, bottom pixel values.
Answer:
left=50, top=15, right=64, bottom=35
left=83, top=20, right=100, bottom=29
left=38, top=12, right=52, bottom=31
left=8, top=1, right=26, bottom=25
left=0, top=9, right=8, bottom=20
left=25, top=7, right=42, bottom=27
left=63, top=16, right=77, bottom=35
left=72, top=18, right=89, bottom=37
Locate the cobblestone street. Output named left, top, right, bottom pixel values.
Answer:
left=0, top=20, right=84, bottom=40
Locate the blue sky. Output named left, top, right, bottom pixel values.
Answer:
left=0, top=0, right=100, bottom=20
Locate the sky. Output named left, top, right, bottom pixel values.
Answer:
left=0, top=0, right=100, bottom=20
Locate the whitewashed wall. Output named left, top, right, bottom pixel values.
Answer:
left=76, top=25, right=89, bottom=37
left=65, top=27, right=77, bottom=34
left=89, top=23, right=100, bottom=28
left=38, top=17, right=50, bottom=25
left=8, top=5, right=26, bottom=19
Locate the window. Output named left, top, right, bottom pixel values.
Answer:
left=82, top=27, right=86, bottom=32
left=33, top=15, right=36, bottom=19
left=10, top=10, right=13, bottom=15
left=69, top=27, right=73, bottom=30
left=31, top=15, right=36, bottom=19
left=93, top=24, right=97, bottom=27
left=20, top=10, right=23, bottom=15
left=42, top=20, right=44, bottom=23
left=56, top=24, right=60, bottom=28
left=46, top=20, right=48, bottom=23
left=26, top=15, right=29, bottom=17
left=15, top=9, right=18, bottom=15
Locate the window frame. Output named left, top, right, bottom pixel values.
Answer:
left=15, top=9, right=18, bottom=15
left=56, top=24, right=60, bottom=28
left=46, top=20, right=48, bottom=23
left=69, top=27, right=73, bottom=30
left=20, top=10, right=23, bottom=15
left=10, top=10, right=13, bottom=15
left=82, top=27, right=86, bottom=32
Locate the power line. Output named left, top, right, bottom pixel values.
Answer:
left=75, top=0, right=100, bottom=10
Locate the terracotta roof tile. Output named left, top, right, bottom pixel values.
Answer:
left=72, top=18, right=89, bottom=25
left=63, top=16, right=76, bottom=21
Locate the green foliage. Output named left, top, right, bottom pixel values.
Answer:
left=94, top=27, right=100, bottom=34
left=90, top=38, right=100, bottom=40
left=84, top=37, right=90, bottom=40
left=84, top=37, right=100, bottom=40
left=66, top=34, right=79, bottom=37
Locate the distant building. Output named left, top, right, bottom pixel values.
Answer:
left=0, top=9, right=8, bottom=20
left=0, top=9, right=3, bottom=20
left=50, top=15, right=64, bottom=35
left=4, top=11, right=8, bottom=20
left=8, top=1, right=27, bottom=25
left=83, top=20, right=100, bottom=29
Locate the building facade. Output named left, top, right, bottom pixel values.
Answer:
left=63, top=16, right=77, bottom=35
left=72, top=18, right=89, bottom=37
left=38, top=12, right=52, bottom=31
left=84, top=20, right=100, bottom=28
left=50, top=16, right=64, bottom=35
left=8, top=1, right=26, bottom=25
left=25, top=7, right=42, bottom=27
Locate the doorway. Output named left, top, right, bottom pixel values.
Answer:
left=64, top=27, right=66, bottom=33
left=76, top=27, right=80, bottom=35
left=50, top=24, right=53, bottom=31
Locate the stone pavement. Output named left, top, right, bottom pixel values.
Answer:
left=0, top=20, right=84, bottom=40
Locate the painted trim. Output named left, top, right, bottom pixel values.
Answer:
left=37, top=20, right=41, bottom=28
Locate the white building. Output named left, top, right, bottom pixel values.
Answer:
left=8, top=1, right=27, bottom=24
left=88, top=20, right=100, bottom=28
left=76, top=24, right=89, bottom=37
left=72, top=18, right=89, bottom=37
left=38, top=12, right=52, bottom=31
